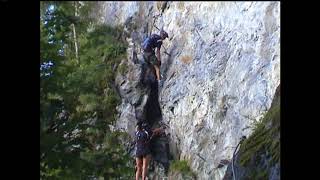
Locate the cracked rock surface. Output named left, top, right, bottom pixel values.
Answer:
left=102, top=2, right=280, bottom=179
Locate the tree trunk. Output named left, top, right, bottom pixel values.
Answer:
left=71, top=24, right=78, bottom=62
left=72, top=1, right=79, bottom=64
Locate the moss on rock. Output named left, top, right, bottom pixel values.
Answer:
left=230, top=85, right=280, bottom=180
left=169, top=160, right=196, bottom=179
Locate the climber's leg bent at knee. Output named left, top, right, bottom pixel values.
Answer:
left=143, top=51, right=161, bottom=81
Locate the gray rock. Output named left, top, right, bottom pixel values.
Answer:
left=100, top=2, right=280, bottom=179
left=114, top=35, right=171, bottom=176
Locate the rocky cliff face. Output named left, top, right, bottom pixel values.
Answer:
left=100, top=2, right=280, bottom=179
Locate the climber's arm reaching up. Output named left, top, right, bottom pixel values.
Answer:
left=149, top=127, right=165, bottom=140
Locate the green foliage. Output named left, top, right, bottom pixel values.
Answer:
left=231, top=88, right=280, bottom=180
left=169, top=160, right=195, bottom=177
left=238, top=89, right=280, bottom=169
left=40, top=2, right=133, bottom=179
left=118, top=62, right=128, bottom=75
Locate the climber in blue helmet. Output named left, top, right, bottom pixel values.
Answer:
left=142, top=29, right=169, bottom=86
left=135, top=121, right=165, bottom=180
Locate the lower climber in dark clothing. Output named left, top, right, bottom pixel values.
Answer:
left=135, top=121, right=164, bottom=180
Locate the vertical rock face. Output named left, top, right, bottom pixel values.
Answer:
left=102, top=2, right=280, bottom=179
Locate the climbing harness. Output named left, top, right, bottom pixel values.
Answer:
left=232, top=136, right=246, bottom=180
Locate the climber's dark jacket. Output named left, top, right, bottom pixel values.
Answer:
left=142, top=34, right=163, bottom=66
left=135, top=128, right=153, bottom=158
left=142, top=34, right=163, bottom=53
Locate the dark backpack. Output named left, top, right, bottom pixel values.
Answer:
left=135, top=130, right=150, bottom=145
left=142, top=34, right=162, bottom=51
left=142, top=37, right=151, bottom=51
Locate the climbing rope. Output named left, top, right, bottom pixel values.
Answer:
left=150, top=14, right=161, bottom=36
left=232, top=136, right=246, bottom=180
